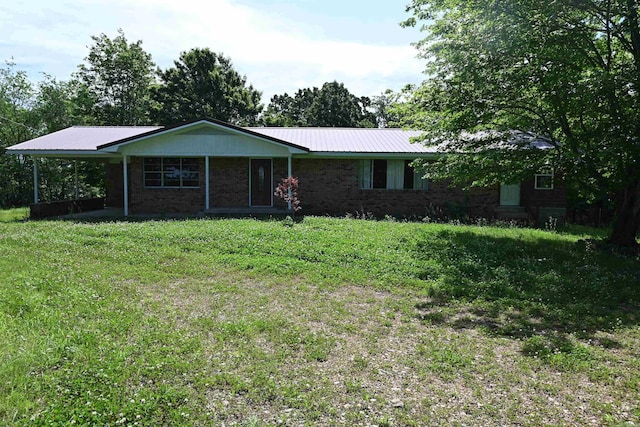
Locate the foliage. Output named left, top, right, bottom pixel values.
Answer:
left=152, top=48, right=263, bottom=125
left=0, top=62, right=108, bottom=208
left=262, top=81, right=376, bottom=127
left=0, top=216, right=638, bottom=425
left=370, top=89, right=403, bottom=128
left=0, top=62, right=40, bottom=207
left=76, top=28, right=156, bottom=125
left=274, top=176, right=301, bottom=213
left=34, top=76, right=106, bottom=201
left=35, top=75, right=89, bottom=133
left=402, top=0, right=640, bottom=246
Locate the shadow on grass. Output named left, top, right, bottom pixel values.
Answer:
left=411, top=229, right=640, bottom=346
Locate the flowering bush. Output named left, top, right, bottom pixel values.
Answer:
left=274, top=176, right=301, bottom=213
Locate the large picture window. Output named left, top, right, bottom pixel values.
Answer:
left=144, top=157, right=200, bottom=188
left=359, top=159, right=428, bottom=190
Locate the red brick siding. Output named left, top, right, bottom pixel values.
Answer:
left=273, top=158, right=289, bottom=209
left=129, top=157, right=206, bottom=214
left=105, top=162, right=124, bottom=208
left=210, top=158, right=249, bottom=207
left=521, top=178, right=567, bottom=208
left=292, top=159, right=500, bottom=217
left=113, top=156, right=566, bottom=217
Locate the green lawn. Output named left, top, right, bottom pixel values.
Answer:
left=0, top=211, right=638, bottom=426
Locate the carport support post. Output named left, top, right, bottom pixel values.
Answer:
left=205, top=156, right=210, bottom=210
left=33, top=157, right=39, bottom=204
left=123, top=155, right=129, bottom=217
left=287, top=155, right=292, bottom=210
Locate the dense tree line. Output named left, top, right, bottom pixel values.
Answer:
left=0, top=29, right=383, bottom=208
left=262, top=81, right=377, bottom=127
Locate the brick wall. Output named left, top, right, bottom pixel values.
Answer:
left=210, top=158, right=249, bottom=207
left=112, top=156, right=566, bottom=217
left=129, top=157, right=206, bottom=214
left=105, top=162, right=124, bottom=208
left=521, top=177, right=568, bottom=223
left=521, top=178, right=567, bottom=208
left=290, top=159, right=500, bottom=218
left=273, top=158, right=289, bottom=209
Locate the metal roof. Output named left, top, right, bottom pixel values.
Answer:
left=247, top=127, right=432, bottom=153
left=6, top=126, right=161, bottom=151
left=6, top=124, right=432, bottom=155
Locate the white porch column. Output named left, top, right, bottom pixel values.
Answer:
left=33, top=157, right=39, bottom=204
left=287, top=155, right=292, bottom=210
left=74, top=160, right=79, bottom=200
left=205, top=156, right=210, bottom=210
left=123, top=155, right=129, bottom=217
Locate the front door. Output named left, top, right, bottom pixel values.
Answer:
left=250, top=159, right=272, bottom=206
left=500, top=183, right=521, bottom=206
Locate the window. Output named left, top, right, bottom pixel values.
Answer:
left=144, top=157, right=200, bottom=188
left=372, top=159, right=387, bottom=189
left=534, top=169, right=554, bottom=190
left=359, top=159, right=428, bottom=190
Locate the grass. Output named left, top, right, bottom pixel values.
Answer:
left=0, top=207, right=28, bottom=222
left=0, top=209, right=638, bottom=426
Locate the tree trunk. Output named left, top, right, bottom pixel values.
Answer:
left=608, top=178, right=640, bottom=247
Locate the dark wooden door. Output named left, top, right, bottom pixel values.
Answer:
left=250, top=159, right=272, bottom=206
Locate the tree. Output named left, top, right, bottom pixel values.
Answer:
left=35, top=75, right=106, bottom=201
left=152, top=48, right=262, bottom=125
left=263, top=81, right=377, bottom=127
left=0, top=62, right=39, bottom=207
left=402, top=0, right=640, bottom=247
left=76, top=29, right=156, bottom=125
left=371, top=89, right=404, bottom=128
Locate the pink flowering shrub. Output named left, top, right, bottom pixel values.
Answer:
left=274, top=176, right=301, bottom=213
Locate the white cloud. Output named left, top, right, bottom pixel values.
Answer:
left=0, top=0, right=424, bottom=102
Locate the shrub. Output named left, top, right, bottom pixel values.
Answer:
left=274, top=176, right=301, bottom=213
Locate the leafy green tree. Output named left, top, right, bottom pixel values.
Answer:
left=36, top=75, right=91, bottom=132
left=402, top=0, right=640, bottom=246
left=371, top=89, right=404, bottom=128
left=152, top=48, right=262, bottom=125
left=35, top=76, right=106, bottom=201
left=77, top=29, right=156, bottom=125
left=263, top=81, right=376, bottom=127
left=0, top=62, right=39, bottom=207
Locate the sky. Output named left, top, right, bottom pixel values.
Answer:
left=0, top=0, right=426, bottom=105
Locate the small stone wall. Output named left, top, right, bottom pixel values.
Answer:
left=30, top=198, right=105, bottom=219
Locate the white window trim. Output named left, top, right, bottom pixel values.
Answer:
left=534, top=170, right=554, bottom=190
left=143, top=157, right=201, bottom=188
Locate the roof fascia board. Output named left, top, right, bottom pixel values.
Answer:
left=6, top=150, right=119, bottom=158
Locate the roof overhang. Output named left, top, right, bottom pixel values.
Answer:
left=6, top=150, right=118, bottom=158
left=299, top=152, right=440, bottom=159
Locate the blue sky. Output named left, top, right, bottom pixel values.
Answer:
left=0, top=0, right=425, bottom=104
